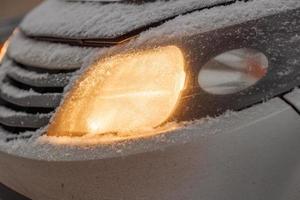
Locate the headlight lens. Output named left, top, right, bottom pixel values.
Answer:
left=47, top=46, right=186, bottom=137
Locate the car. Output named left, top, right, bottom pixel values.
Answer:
left=0, top=0, right=299, bottom=199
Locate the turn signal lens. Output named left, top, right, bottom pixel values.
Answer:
left=47, top=46, right=186, bottom=137
left=0, top=40, right=9, bottom=63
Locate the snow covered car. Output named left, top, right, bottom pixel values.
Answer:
left=0, top=0, right=300, bottom=199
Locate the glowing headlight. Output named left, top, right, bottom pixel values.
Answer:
left=47, top=46, right=186, bottom=137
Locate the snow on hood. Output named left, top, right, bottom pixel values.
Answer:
left=8, top=32, right=101, bottom=70
left=132, top=0, right=300, bottom=45
left=11, top=0, right=299, bottom=71
left=20, top=0, right=233, bottom=39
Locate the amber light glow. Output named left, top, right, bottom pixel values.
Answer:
left=0, top=40, right=9, bottom=63
left=47, top=46, right=186, bottom=137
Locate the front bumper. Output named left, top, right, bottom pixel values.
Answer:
left=0, top=92, right=300, bottom=200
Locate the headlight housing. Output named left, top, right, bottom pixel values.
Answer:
left=47, top=8, right=300, bottom=138
left=47, top=46, right=186, bottom=137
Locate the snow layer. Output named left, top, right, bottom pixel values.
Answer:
left=9, top=0, right=300, bottom=71
left=0, top=0, right=299, bottom=160
left=8, top=32, right=100, bottom=70
left=6, top=60, right=73, bottom=87
left=133, top=0, right=300, bottom=45
left=20, top=0, right=233, bottom=39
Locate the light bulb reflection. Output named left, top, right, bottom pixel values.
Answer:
left=47, top=46, right=186, bottom=137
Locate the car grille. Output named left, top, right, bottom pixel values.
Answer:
left=0, top=57, right=77, bottom=141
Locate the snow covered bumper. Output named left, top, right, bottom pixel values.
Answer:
left=0, top=0, right=299, bottom=199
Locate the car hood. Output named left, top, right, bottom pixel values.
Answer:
left=20, top=0, right=233, bottom=40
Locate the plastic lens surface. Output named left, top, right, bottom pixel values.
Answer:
left=47, top=46, right=186, bottom=137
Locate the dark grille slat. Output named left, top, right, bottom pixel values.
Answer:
left=0, top=37, right=83, bottom=136
left=7, top=61, right=73, bottom=88
left=0, top=83, right=62, bottom=108
left=0, top=106, right=51, bottom=128
left=5, top=134, right=33, bottom=142
left=0, top=58, right=69, bottom=134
